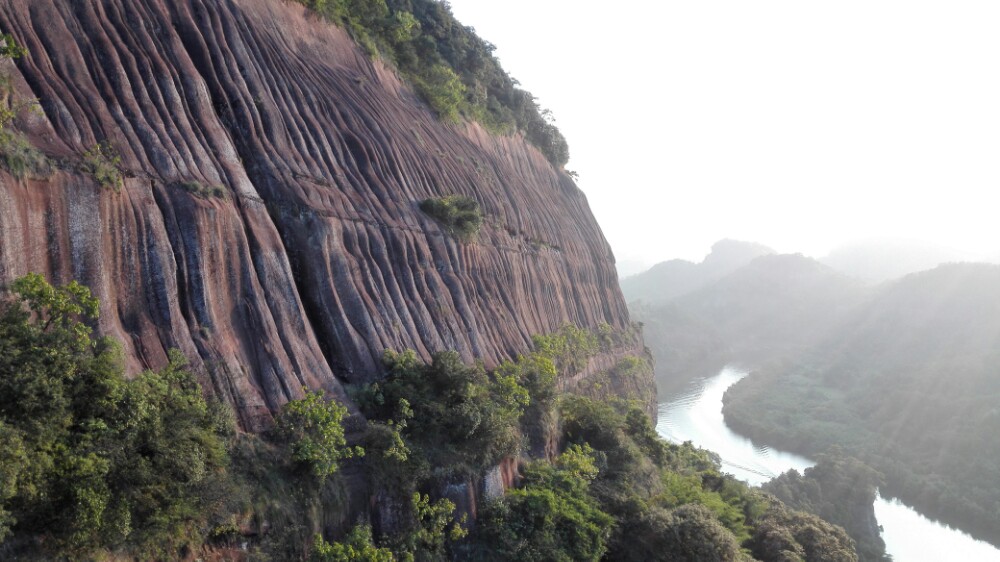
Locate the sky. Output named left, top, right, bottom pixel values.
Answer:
left=445, top=1, right=1000, bottom=274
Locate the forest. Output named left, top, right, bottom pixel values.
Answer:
left=723, top=263, right=1000, bottom=547
left=0, top=275, right=863, bottom=560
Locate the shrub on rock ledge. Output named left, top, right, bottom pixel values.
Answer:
left=419, top=195, right=483, bottom=242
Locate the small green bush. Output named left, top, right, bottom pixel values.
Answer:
left=81, top=143, right=122, bottom=190
left=0, top=33, right=28, bottom=60
left=310, top=526, right=394, bottom=562
left=418, top=195, right=482, bottom=241
left=0, top=129, right=51, bottom=179
left=179, top=180, right=227, bottom=199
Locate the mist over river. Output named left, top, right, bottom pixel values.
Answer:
left=655, top=366, right=1000, bottom=561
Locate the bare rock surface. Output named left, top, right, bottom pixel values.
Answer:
left=0, top=0, right=636, bottom=429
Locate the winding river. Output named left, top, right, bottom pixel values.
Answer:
left=655, top=365, right=1000, bottom=561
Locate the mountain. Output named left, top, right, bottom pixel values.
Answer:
left=633, top=253, right=865, bottom=389
left=0, top=2, right=871, bottom=560
left=724, top=263, right=1000, bottom=546
left=821, top=238, right=971, bottom=283
left=621, top=239, right=775, bottom=305
left=674, top=254, right=866, bottom=357
left=0, top=0, right=641, bottom=431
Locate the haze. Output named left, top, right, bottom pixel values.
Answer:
left=446, top=1, right=1000, bottom=273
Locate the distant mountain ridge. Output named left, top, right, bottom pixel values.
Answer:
left=724, top=263, right=1000, bottom=547
left=673, top=253, right=865, bottom=357
left=622, top=239, right=775, bottom=305
left=820, top=238, right=973, bottom=283
left=630, top=245, right=863, bottom=391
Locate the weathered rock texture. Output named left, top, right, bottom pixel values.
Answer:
left=0, top=0, right=638, bottom=429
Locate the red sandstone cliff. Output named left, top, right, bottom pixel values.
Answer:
left=0, top=0, right=642, bottom=429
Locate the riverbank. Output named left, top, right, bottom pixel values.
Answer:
left=656, top=365, right=1000, bottom=561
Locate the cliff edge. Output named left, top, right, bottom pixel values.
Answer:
left=0, top=0, right=640, bottom=429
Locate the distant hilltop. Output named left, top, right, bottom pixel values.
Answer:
left=621, top=239, right=775, bottom=305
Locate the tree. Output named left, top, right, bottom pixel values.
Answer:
left=310, top=526, right=395, bottom=562
left=275, top=389, right=363, bottom=479
left=471, top=448, right=613, bottom=561
left=0, top=274, right=229, bottom=557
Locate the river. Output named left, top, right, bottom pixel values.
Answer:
left=655, top=365, right=1000, bottom=561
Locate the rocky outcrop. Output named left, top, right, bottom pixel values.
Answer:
left=0, top=0, right=636, bottom=429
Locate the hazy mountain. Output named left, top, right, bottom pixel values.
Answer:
left=615, top=258, right=651, bottom=279
left=633, top=253, right=865, bottom=390
left=630, top=301, right=728, bottom=394
left=621, top=239, right=775, bottom=304
left=673, top=253, right=866, bottom=358
left=725, top=263, right=1000, bottom=547
left=821, top=238, right=972, bottom=283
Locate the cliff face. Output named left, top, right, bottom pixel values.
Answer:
left=0, top=0, right=637, bottom=429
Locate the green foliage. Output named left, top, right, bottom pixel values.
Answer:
left=359, top=350, right=525, bottom=479
left=553, top=394, right=842, bottom=561
left=0, top=129, right=50, bottom=179
left=0, top=32, right=50, bottom=180
left=764, top=451, right=889, bottom=561
left=179, top=180, right=227, bottom=199
left=221, top=431, right=355, bottom=561
left=647, top=503, right=745, bottom=562
left=275, top=389, right=363, bottom=480
left=0, top=421, right=26, bottom=542
left=418, top=195, right=482, bottom=242
left=0, top=33, right=27, bottom=60
left=471, top=447, right=613, bottom=562
left=0, top=274, right=230, bottom=558
left=749, top=500, right=859, bottom=562
left=394, top=493, right=468, bottom=560
left=413, top=64, right=465, bottom=122
left=0, top=277, right=860, bottom=562
left=722, top=264, right=1000, bottom=546
left=81, top=142, right=123, bottom=190
left=290, top=0, right=570, bottom=165
left=0, top=94, right=40, bottom=132
left=311, top=526, right=395, bottom=562
left=313, top=494, right=465, bottom=562
left=531, top=324, right=601, bottom=376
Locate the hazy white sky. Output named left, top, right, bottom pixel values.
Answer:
left=446, top=1, right=1000, bottom=270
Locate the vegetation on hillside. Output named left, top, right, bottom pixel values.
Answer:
left=631, top=253, right=865, bottom=394
left=724, top=263, right=1000, bottom=547
left=80, top=143, right=123, bottom=191
left=0, top=32, right=50, bottom=179
left=0, top=275, right=859, bottom=560
left=293, top=0, right=570, bottom=166
left=764, top=451, right=889, bottom=562
left=418, top=195, right=483, bottom=242
left=0, top=274, right=230, bottom=557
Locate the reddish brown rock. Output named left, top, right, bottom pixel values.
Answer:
left=0, top=0, right=640, bottom=429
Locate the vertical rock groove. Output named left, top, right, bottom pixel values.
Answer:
left=0, top=0, right=637, bottom=427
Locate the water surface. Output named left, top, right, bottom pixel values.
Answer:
left=656, top=365, right=1000, bottom=561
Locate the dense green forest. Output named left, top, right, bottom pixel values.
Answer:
left=293, top=0, right=569, bottom=166
left=724, top=263, right=1000, bottom=547
left=0, top=275, right=862, bottom=560
left=764, top=452, right=889, bottom=562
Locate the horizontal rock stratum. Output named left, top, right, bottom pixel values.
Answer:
left=0, top=0, right=637, bottom=430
